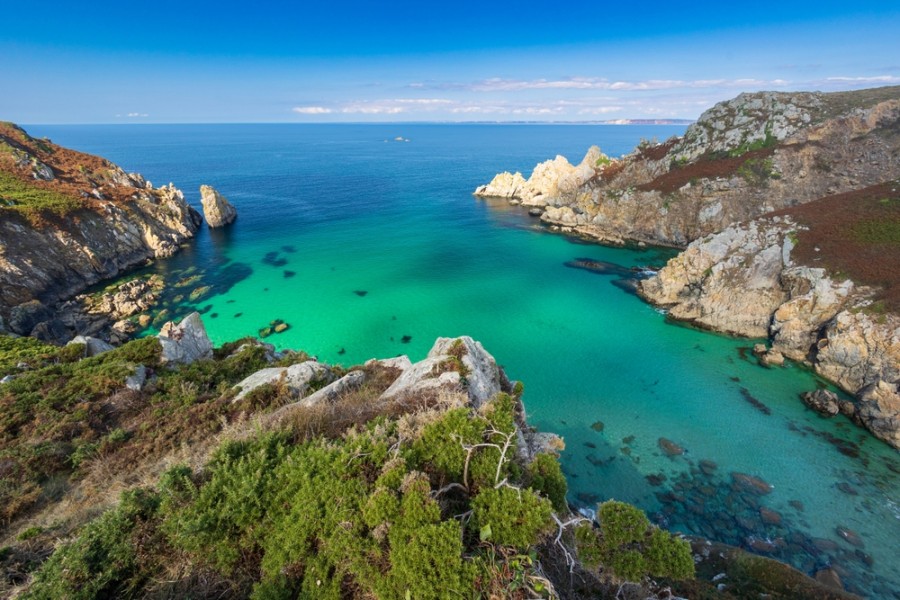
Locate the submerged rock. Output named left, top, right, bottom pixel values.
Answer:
left=658, top=437, right=685, bottom=456
left=731, top=472, right=773, bottom=495
left=200, top=184, right=237, bottom=227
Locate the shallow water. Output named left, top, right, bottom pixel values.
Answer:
left=30, top=123, right=900, bottom=598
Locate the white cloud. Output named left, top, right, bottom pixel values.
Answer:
left=126, top=112, right=149, bottom=118
left=823, top=75, right=900, bottom=84
left=338, top=98, right=454, bottom=114
left=466, top=77, right=794, bottom=93
left=292, top=106, right=333, bottom=114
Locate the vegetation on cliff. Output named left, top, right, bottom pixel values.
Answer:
left=0, top=332, right=695, bottom=599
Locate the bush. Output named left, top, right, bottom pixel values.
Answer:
left=575, top=500, right=695, bottom=582
left=472, top=486, right=553, bottom=550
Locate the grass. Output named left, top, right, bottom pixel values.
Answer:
left=0, top=171, right=81, bottom=222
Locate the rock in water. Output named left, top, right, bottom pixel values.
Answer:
left=200, top=184, right=237, bottom=228
left=800, top=389, right=840, bottom=416
left=157, top=312, right=213, bottom=365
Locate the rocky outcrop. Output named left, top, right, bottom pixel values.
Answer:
left=232, top=360, right=334, bottom=401
left=0, top=123, right=201, bottom=336
left=157, top=312, right=213, bottom=365
left=200, top=184, right=237, bottom=228
left=475, top=87, right=900, bottom=248
left=639, top=217, right=900, bottom=448
left=381, top=336, right=511, bottom=408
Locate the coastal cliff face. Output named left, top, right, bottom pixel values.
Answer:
left=638, top=206, right=900, bottom=448
left=476, top=86, right=900, bottom=247
left=0, top=122, right=201, bottom=338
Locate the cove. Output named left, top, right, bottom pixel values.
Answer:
left=30, top=123, right=900, bottom=598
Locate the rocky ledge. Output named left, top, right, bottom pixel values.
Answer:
left=475, top=86, right=900, bottom=247
left=0, top=122, right=202, bottom=340
left=639, top=213, right=899, bottom=448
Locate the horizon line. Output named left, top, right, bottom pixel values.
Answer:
left=20, top=119, right=696, bottom=127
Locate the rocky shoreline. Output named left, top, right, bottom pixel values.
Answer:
left=475, top=87, right=900, bottom=449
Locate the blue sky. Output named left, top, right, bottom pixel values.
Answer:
left=2, top=1, right=898, bottom=123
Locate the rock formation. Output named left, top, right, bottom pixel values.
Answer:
left=200, top=184, right=237, bottom=227
left=157, top=312, right=213, bottom=365
left=0, top=123, right=201, bottom=338
left=639, top=216, right=900, bottom=448
left=476, top=87, right=900, bottom=247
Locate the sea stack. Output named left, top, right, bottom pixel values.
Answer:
left=200, top=184, right=237, bottom=227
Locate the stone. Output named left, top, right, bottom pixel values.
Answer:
left=125, top=365, right=147, bottom=391
left=380, top=336, right=508, bottom=408
left=658, top=437, right=685, bottom=456
left=8, top=300, right=52, bottom=335
left=855, top=381, right=900, bottom=449
left=0, top=375, right=14, bottom=384
left=157, top=312, right=213, bottom=365
left=759, top=507, right=782, bottom=526
left=731, top=472, right=773, bottom=495
left=800, top=389, right=840, bottom=416
left=200, top=184, right=237, bottom=227
left=67, top=335, right=114, bottom=357
left=815, top=568, right=844, bottom=591
left=364, top=356, right=413, bottom=371
left=232, top=360, right=333, bottom=401
left=835, top=526, right=864, bottom=548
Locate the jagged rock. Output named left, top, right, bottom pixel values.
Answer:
left=200, top=184, right=237, bottom=228
left=67, top=335, right=114, bottom=357
left=800, top=389, right=840, bottom=416
left=29, top=318, right=70, bottom=343
left=474, top=171, right=527, bottom=200
left=0, top=124, right=201, bottom=320
left=640, top=215, right=900, bottom=448
left=81, top=277, right=163, bottom=321
left=294, top=370, right=366, bottom=407
left=126, top=365, right=147, bottom=391
left=380, top=336, right=508, bottom=408
left=364, top=356, right=413, bottom=371
left=109, top=319, right=137, bottom=345
left=8, top=300, right=52, bottom=336
left=475, top=88, right=900, bottom=247
left=855, top=381, right=900, bottom=448
left=232, top=360, right=333, bottom=401
left=157, top=312, right=213, bottom=365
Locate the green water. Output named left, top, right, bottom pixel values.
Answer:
left=31, top=124, right=900, bottom=597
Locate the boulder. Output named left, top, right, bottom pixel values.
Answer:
left=380, top=336, right=508, bottom=408
left=364, top=356, right=413, bottom=371
left=125, top=365, right=147, bottom=391
left=157, top=312, right=213, bottom=365
left=8, top=300, right=52, bottom=336
left=800, top=389, right=840, bottom=416
left=200, top=184, right=237, bottom=228
left=232, top=360, right=333, bottom=401
left=856, top=381, right=900, bottom=448
left=67, top=335, right=115, bottom=357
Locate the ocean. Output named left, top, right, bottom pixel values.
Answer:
left=28, top=123, right=900, bottom=597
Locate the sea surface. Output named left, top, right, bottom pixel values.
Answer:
left=29, top=123, right=900, bottom=598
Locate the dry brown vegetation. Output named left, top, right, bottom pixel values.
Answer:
left=637, top=147, right=777, bottom=194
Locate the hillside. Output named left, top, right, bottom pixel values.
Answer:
left=475, top=86, right=900, bottom=247
left=0, top=122, right=201, bottom=341
left=1, top=316, right=861, bottom=599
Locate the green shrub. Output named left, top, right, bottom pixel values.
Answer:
left=472, top=486, right=553, bottom=550
left=526, top=452, right=568, bottom=512
left=23, top=488, right=161, bottom=599
left=575, top=500, right=695, bottom=582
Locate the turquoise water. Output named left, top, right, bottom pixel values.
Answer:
left=31, top=124, right=899, bottom=598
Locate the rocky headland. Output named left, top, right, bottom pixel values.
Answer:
left=0, top=122, right=203, bottom=341
left=476, top=86, right=900, bottom=247
left=476, top=87, right=900, bottom=448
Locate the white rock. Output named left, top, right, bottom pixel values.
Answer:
left=67, top=335, right=114, bottom=357
left=157, top=312, right=213, bottom=365
left=232, top=360, right=333, bottom=401
left=200, top=184, right=237, bottom=228
left=125, top=365, right=147, bottom=391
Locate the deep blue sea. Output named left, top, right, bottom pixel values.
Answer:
left=28, top=123, right=900, bottom=597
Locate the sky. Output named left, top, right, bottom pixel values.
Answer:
left=1, top=0, right=899, bottom=123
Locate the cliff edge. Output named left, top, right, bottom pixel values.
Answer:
left=476, top=86, right=900, bottom=247
left=0, top=122, right=201, bottom=339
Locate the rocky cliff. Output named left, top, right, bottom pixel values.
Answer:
left=476, top=86, right=900, bottom=247
left=0, top=122, right=201, bottom=339
left=638, top=183, right=900, bottom=448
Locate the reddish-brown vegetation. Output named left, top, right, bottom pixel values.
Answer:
left=773, top=180, right=900, bottom=311
left=637, top=147, right=776, bottom=194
